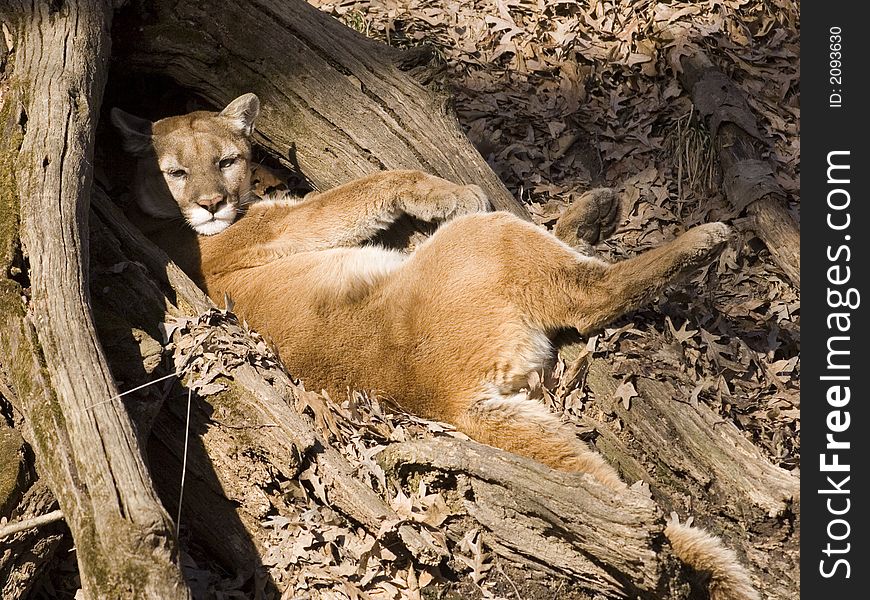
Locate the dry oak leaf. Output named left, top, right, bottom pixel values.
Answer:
left=614, top=379, right=638, bottom=410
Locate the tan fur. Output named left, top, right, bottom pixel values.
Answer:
left=113, top=95, right=758, bottom=600
left=666, top=517, right=760, bottom=600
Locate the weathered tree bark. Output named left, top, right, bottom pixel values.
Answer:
left=0, top=419, right=27, bottom=518
left=0, top=2, right=189, bottom=598
left=379, top=438, right=689, bottom=599
left=112, top=0, right=530, bottom=218
left=678, top=51, right=800, bottom=288
left=0, top=395, right=62, bottom=599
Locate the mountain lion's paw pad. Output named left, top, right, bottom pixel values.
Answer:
left=585, top=188, right=621, bottom=240
left=406, top=181, right=489, bottom=221
left=554, top=187, right=621, bottom=245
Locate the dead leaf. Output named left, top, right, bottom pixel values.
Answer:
left=613, top=380, right=638, bottom=410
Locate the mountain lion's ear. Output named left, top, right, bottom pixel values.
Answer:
left=219, top=93, right=260, bottom=137
left=110, top=108, right=154, bottom=156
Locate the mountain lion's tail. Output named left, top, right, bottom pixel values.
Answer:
left=665, top=514, right=760, bottom=600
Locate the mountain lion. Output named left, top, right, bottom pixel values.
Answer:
left=112, top=94, right=758, bottom=600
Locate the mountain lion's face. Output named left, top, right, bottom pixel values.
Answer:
left=111, top=94, right=260, bottom=236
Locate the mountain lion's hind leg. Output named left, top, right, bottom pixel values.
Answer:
left=573, top=222, right=732, bottom=334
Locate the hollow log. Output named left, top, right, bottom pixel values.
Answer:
left=677, top=51, right=800, bottom=288
left=0, top=2, right=189, bottom=598
left=112, top=0, right=530, bottom=219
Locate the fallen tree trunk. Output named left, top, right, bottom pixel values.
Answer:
left=677, top=51, right=800, bottom=289
left=113, top=0, right=530, bottom=219
left=379, top=438, right=687, bottom=599
left=585, top=360, right=800, bottom=599
left=0, top=2, right=189, bottom=598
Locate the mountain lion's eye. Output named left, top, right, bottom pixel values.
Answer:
left=219, top=157, right=237, bottom=169
left=167, top=169, right=187, bottom=179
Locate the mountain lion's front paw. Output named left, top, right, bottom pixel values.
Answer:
left=403, top=179, right=491, bottom=222
left=446, top=184, right=491, bottom=217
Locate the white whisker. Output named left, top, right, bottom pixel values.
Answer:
left=176, top=385, right=192, bottom=533
left=83, top=371, right=178, bottom=411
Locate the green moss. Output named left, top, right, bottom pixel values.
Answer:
left=0, top=425, right=24, bottom=515
left=0, top=282, right=72, bottom=473
left=200, top=378, right=243, bottom=408
left=0, top=74, right=69, bottom=494
left=201, top=381, right=255, bottom=444
left=0, top=86, right=24, bottom=274
left=0, top=282, right=34, bottom=397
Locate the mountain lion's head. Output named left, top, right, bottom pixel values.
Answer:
left=111, top=94, right=260, bottom=235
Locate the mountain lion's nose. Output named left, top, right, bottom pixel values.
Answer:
left=197, top=194, right=226, bottom=213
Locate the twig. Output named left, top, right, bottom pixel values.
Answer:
left=495, top=559, right=523, bottom=600
left=0, top=509, right=65, bottom=539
